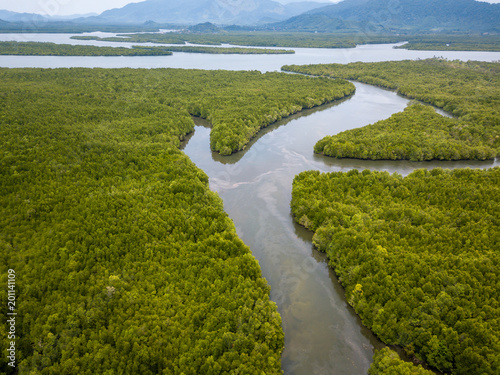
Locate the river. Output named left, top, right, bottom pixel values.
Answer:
left=2, top=34, right=499, bottom=374
left=180, top=83, right=497, bottom=375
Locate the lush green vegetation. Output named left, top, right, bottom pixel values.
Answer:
left=369, top=348, right=434, bottom=375
left=0, top=67, right=296, bottom=374
left=400, top=41, right=500, bottom=51
left=0, top=41, right=293, bottom=55
left=70, top=32, right=404, bottom=49
left=43, top=30, right=500, bottom=51
left=139, top=45, right=294, bottom=54
left=196, top=73, right=353, bottom=155
left=0, top=67, right=351, bottom=156
left=313, top=104, right=496, bottom=161
left=291, top=168, right=500, bottom=374
left=283, top=59, right=500, bottom=161
left=270, top=0, right=500, bottom=34
left=0, top=21, right=162, bottom=33
left=396, top=35, right=500, bottom=52
left=145, top=69, right=351, bottom=156
left=0, top=41, right=173, bottom=56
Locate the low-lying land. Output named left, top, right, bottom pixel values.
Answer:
left=313, top=104, right=496, bottom=161
left=369, top=348, right=433, bottom=375
left=70, top=32, right=500, bottom=51
left=291, top=168, right=500, bottom=375
left=0, top=41, right=293, bottom=55
left=0, top=67, right=348, bottom=374
left=146, top=45, right=293, bottom=54
left=283, top=59, right=500, bottom=161
left=70, top=32, right=401, bottom=48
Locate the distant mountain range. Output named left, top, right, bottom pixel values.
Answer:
left=271, top=0, right=500, bottom=33
left=0, top=0, right=498, bottom=33
left=79, top=0, right=327, bottom=25
left=0, top=9, right=97, bottom=23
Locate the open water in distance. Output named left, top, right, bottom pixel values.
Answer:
left=3, top=34, right=498, bottom=374
left=1, top=32, right=500, bottom=71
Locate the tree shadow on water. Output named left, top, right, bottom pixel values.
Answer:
left=181, top=95, right=353, bottom=165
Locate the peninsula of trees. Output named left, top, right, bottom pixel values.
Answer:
left=395, top=35, right=500, bottom=52
left=282, top=59, right=500, bottom=161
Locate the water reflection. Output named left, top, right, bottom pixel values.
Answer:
left=182, top=80, right=497, bottom=375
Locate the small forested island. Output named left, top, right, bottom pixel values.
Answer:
left=282, top=59, right=500, bottom=161
left=0, top=67, right=353, bottom=374
left=70, top=32, right=402, bottom=49
left=0, top=41, right=173, bottom=56
left=291, top=167, right=500, bottom=375
left=0, top=41, right=294, bottom=55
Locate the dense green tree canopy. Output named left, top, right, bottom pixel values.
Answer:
left=369, top=348, right=434, bottom=375
left=0, top=67, right=353, bottom=156
left=394, top=35, right=500, bottom=51
left=0, top=67, right=345, bottom=374
left=283, top=59, right=500, bottom=161
left=70, top=33, right=500, bottom=51
left=313, top=104, right=496, bottom=161
left=291, top=167, right=500, bottom=374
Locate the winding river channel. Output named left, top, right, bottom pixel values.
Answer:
left=180, top=83, right=497, bottom=374
left=2, top=34, right=499, bottom=374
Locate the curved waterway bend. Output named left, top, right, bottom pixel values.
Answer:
left=181, top=81, right=497, bottom=375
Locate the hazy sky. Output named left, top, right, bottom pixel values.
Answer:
left=0, top=0, right=498, bottom=16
